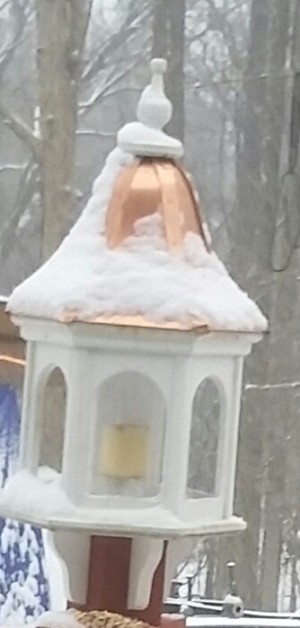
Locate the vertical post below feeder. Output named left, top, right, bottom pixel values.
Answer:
left=67, top=536, right=169, bottom=627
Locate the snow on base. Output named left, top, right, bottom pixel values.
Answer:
left=0, top=469, right=246, bottom=538
left=0, top=469, right=76, bottom=522
left=33, top=610, right=81, bottom=628
left=8, top=148, right=267, bottom=332
left=0, top=610, right=82, bottom=628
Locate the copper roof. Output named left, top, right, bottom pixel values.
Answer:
left=67, top=155, right=213, bottom=331
left=105, top=157, right=210, bottom=251
left=6, top=59, right=266, bottom=335
left=58, top=311, right=210, bottom=333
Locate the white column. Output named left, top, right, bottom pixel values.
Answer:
left=19, top=341, right=39, bottom=471
left=61, top=348, right=95, bottom=504
left=163, top=356, right=193, bottom=513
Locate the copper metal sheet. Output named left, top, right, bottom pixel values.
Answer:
left=58, top=310, right=209, bottom=333
left=25, top=162, right=218, bottom=332
left=153, top=161, right=182, bottom=250
left=105, top=158, right=210, bottom=250
left=175, top=161, right=210, bottom=248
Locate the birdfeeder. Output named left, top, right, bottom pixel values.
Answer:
left=0, top=59, right=267, bottom=623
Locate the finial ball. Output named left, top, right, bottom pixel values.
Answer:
left=150, top=58, right=167, bottom=74
left=117, top=56, right=183, bottom=157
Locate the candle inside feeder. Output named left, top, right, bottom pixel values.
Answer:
left=100, top=424, right=149, bottom=479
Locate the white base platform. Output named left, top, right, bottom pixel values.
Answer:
left=0, top=470, right=246, bottom=538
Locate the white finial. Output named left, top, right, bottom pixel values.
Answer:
left=151, top=58, right=167, bottom=73
left=117, top=58, right=183, bottom=158
left=137, top=58, right=172, bottom=130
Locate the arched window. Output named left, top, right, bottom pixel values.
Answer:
left=39, top=367, right=67, bottom=473
left=187, top=378, right=222, bottom=498
left=91, top=372, right=166, bottom=498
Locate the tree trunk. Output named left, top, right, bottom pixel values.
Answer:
left=35, top=0, right=92, bottom=260
left=35, top=0, right=92, bottom=471
left=213, top=3, right=272, bottom=605
left=231, top=0, right=292, bottom=610
left=152, top=0, right=185, bottom=142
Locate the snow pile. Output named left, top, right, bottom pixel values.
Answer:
left=8, top=148, right=267, bottom=332
left=33, top=610, right=82, bottom=628
left=0, top=608, right=152, bottom=628
left=0, top=468, right=76, bottom=521
left=0, top=610, right=81, bottom=628
left=0, top=467, right=246, bottom=538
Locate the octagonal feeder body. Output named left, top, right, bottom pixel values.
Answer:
left=1, top=59, right=267, bottom=541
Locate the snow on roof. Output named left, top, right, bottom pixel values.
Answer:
left=7, top=146, right=267, bottom=333
left=8, top=57, right=267, bottom=333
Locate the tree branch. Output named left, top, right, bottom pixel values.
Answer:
left=0, top=163, right=27, bottom=173
left=0, top=100, right=41, bottom=160
left=82, top=2, right=150, bottom=84
left=68, top=0, right=93, bottom=81
left=79, top=52, right=147, bottom=113
left=0, top=0, right=33, bottom=75
left=76, top=129, right=115, bottom=138
left=0, top=159, right=39, bottom=249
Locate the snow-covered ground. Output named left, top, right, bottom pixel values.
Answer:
left=0, top=385, right=49, bottom=624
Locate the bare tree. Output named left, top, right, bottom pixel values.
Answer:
left=35, top=0, right=92, bottom=259
left=0, top=0, right=151, bottom=283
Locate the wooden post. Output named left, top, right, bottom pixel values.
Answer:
left=69, top=537, right=169, bottom=627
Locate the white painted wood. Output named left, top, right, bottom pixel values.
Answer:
left=19, top=342, right=70, bottom=472
left=42, top=529, right=67, bottom=611
left=137, top=59, right=172, bottom=130
left=0, top=468, right=247, bottom=537
left=116, top=58, right=184, bottom=158
left=222, top=357, right=245, bottom=518
left=117, top=123, right=183, bottom=159
left=1, top=315, right=257, bottom=538
left=18, top=341, right=37, bottom=471
left=14, top=317, right=259, bottom=356
left=44, top=530, right=90, bottom=606
left=128, top=537, right=164, bottom=609
left=61, top=347, right=96, bottom=504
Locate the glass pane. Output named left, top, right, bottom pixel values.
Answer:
left=187, top=378, right=221, bottom=498
left=39, top=368, right=66, bottom=473
left=91, top=372, right=165, bottom=498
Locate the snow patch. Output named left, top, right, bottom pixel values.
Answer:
left=1, top=469, right=76, bottom=521
left=33, top=610, right=81, bottom=628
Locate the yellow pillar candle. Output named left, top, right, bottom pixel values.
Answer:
left=100, top=424, right=149, bottom=479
